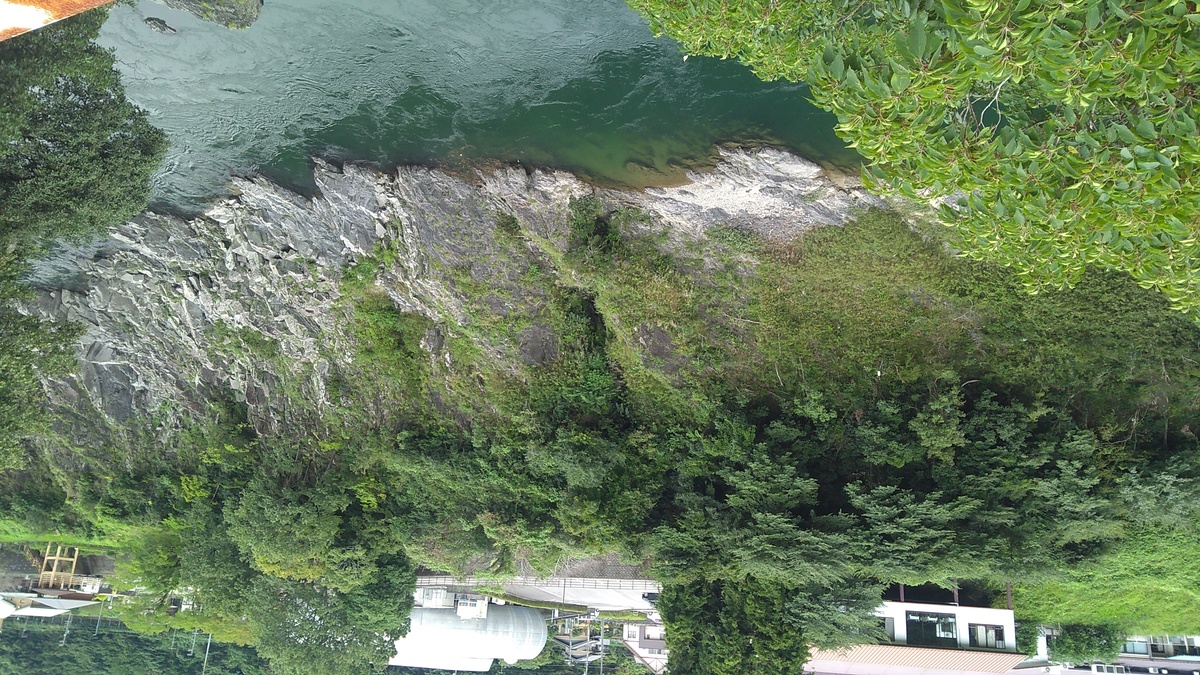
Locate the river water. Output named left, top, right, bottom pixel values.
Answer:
left=98, top=0, right=855, bottom=212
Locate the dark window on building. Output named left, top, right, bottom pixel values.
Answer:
left=969, top=623, right=1006, bottom=649
left=906, top=611, right=958, bottom=648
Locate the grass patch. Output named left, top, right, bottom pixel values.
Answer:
left=562, top=208, right=1200, bottom=447
left=340, top=253, right=434, bottom=405
left=486, top=591, right=589, bottom=614
left=597, top=609, right=651, bottom=620
left=210, top=320, right=281, bottom=361
left=0, top=520, right=117, bottom=547
left=1014, top=527, right=1200, bottom=634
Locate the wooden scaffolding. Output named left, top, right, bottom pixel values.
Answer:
left=37, top=543, right=79, bottom=590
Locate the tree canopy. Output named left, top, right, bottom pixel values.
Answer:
left=628, top=0, right=1200, bottom=313
left=0, top=8, right=167, bottom=471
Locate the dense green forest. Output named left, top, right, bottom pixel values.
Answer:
left=0, top=8, right=166, bottom=473
left=629, top=0, right=1200, bottom=314
left=2, top=4, right=1200, bottom=675
left=0, top=618, right=268, bottom=675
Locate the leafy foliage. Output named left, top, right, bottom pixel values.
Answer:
left=0, top=9, right=166, bottom=249
left=658, top=579, right=815, bottom=675
left=628, top=0, right=1200, bottom=313
left=0, top=618, right=269, bottom=675
left=1048, top=624, right=1123, bottom=665
left=1015, top=526, right=1200, bottom=634
left=0, top=7, right=166, bottom=470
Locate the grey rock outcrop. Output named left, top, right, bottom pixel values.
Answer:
left=143, top=17, right=177, bottom=34
left=621, top=147, right=880, bottom=240
left=24, top=148, right=879, bottom=442
left=158, top=0, right=261, bottom=29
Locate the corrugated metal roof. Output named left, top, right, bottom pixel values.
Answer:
left=1, top=0, right=114, bottom=42
left=808, top=644, right=1029, bottom=674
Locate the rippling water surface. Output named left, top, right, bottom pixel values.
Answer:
left=99, top=0, right=855, bottom=211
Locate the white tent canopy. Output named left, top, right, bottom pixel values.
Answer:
left=0, top=596, right=97, bottom=620
left=13, top=607, right=68, bottom=618
left=32, top=598, right=98, bottom=611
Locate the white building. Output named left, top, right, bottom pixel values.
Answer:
left=1115, top=634, right=1200, bottom=674
left=619, top=599, right=1030, bottom=675
left=389, top=605, right=547, bottom=672
left=1120, top=634, right=1200, bottom=659
left=876, top=601, right=1017, bottom=652
left=807, top=601, right=1040, bottom=675
left=412, top=587, right=491, bottom=620
left=622, top=623, right=669, bottom=674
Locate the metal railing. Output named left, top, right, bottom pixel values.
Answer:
left=415, top=575, right=661, bottom=592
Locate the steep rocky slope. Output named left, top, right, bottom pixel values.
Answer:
left=24, top=148, right=879, bottom=447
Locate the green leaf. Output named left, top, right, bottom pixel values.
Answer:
left=831, top=54, right=845, bottom=79
left=908, top=22, right=927, bottom=57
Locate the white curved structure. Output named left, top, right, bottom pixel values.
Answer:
left=389, top=605, right=547, bottom=672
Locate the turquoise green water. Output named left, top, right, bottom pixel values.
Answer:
left=98, top=0, right=855, bottom=211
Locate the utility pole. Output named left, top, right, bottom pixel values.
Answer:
left=95, top=597, right=104, bottom=635
left=201, top=633, right=213, bottom=674
left=598, top=619, right=604, bottom=675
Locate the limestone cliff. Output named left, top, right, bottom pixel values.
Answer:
left=24, top=148, right=880, bottom=447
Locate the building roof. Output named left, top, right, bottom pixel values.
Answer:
left=1, top=0, right=114, bottom=42
left=621, top=637, right=669, bottom=674
left=807, top=644, right=1029, bottom=675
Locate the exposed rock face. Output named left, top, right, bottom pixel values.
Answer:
left=158, top=0, right=261, bottom=29
left=620, top=147, right=879, bottom=239
left=24, top=148, right=880, bottom=441
left=143, top=17, right=176, bottom=33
